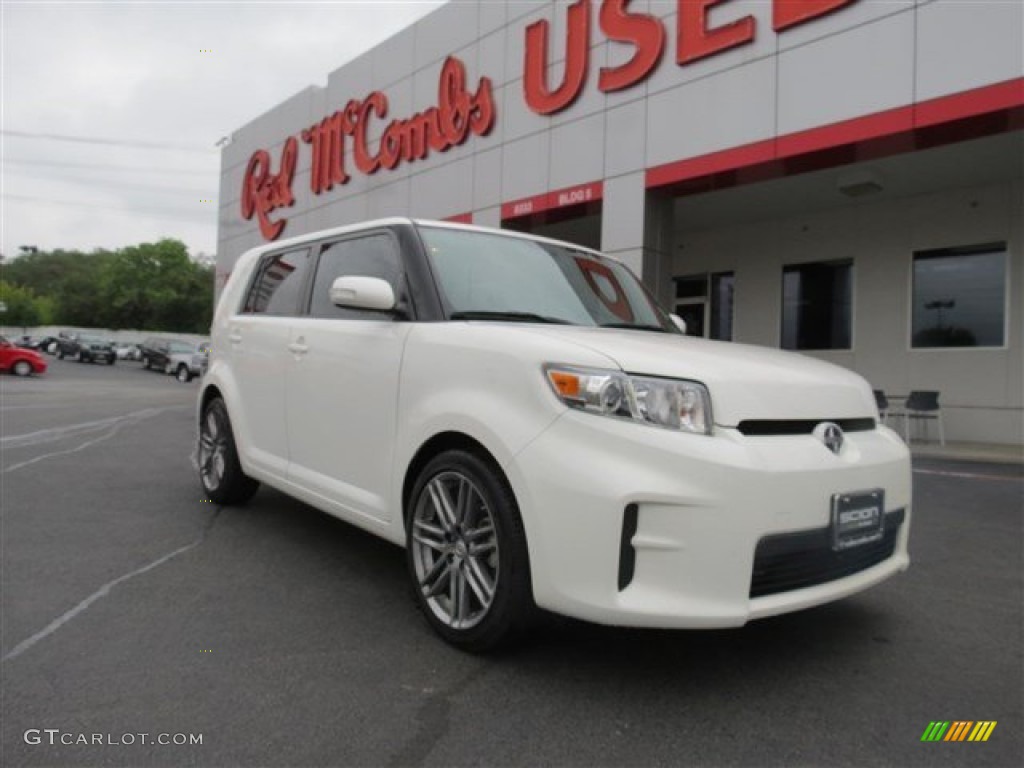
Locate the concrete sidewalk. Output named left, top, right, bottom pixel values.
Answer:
left=909, top=440, right=1023, bottom=466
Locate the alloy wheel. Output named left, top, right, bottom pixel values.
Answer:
left=411, top=471, right=499, bottom=630
left=198, top=410, right=228, bottom=491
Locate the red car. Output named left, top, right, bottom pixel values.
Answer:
left=0, top=336, right=48, bottom=376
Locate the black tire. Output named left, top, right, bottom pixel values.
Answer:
left=143, top=357, right=151, bottom=370
left=406, top=450, right=534, bottom=652
left=176, top=364, right=192, bottom=383
left=198, top=397, right=259, bottom=505
left=107, top=357, right=116, bottom=366
left=57, top=349, right=65, bottom=360
left=12, top=360, right=32, bottom=377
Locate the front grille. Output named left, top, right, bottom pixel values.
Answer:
left=750, top=509, right=904, bottom=598
left=737, top=418, right=876, bottom=436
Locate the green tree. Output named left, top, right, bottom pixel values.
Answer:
left=0, top=280, right=44, bottom=328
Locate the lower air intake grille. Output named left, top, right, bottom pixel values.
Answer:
left=750, top=509, right=904, bottom=598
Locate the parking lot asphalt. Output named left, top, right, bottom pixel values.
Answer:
left=2, top=357, right=1021, bottom=767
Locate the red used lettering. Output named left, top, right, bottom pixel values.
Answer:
left=773, top=0, right=858, bottom=32
left=523, top=0, right=590, bottom=115
left=598, top=0, right=665, bottom=93
left=678, top=0, right=755, bottom=65
left=240, top=137, right=297, bottom=241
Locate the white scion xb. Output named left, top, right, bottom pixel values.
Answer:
left=198, top=219, right=911, bottom=651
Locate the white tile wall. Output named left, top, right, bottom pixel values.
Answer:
left=549, top=112, right=605, bottom=189
left=777, top=12, right=915, bottom=135
left=409, top=156, right=475, bottom=219
left=473, top=147, right=503, bottom=209
left=646, top=56, right=776, bottom=166
left=415, top=1, right=480, bottom=70
left=916, top=0, right=1024, bottom=102
left=500, top=130, right=550, bottom=200
left=604, top=98, right=648, bottom=178
left=600, top=171, right=646, bottom=252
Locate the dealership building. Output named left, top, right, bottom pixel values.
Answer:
left=217, top=0, right=1023, bottom=445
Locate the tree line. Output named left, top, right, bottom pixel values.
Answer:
left=0, top=239, right=214, bottom=333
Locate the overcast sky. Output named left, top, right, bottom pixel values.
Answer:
left=1, top=0, right=447, bottom=259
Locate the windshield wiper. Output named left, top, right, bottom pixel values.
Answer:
left=449, top=311, right=573, bottom=325
left=599, top=322, right=671, bottom=333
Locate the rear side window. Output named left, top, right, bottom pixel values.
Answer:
left=309, top=233, right=402, bottom=319
left=244, top=248, right=311, bottom=315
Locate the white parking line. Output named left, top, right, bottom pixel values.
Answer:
left=1, top=540, right=201, bottom=663
left=2, top=407, right=186, bottom=473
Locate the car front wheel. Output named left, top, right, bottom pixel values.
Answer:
left=176, top=364, right=192, bottom=383
left=12, top=360, right=32, bottom=377
left=407, top=450, right=534, bottom=652
left=198, top=397, right=259, bottom=505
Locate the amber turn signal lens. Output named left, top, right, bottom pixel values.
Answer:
left=547, top=370, right=580, bottom=398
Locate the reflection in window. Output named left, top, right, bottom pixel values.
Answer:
left=912, top=244, right=1006, bottom=348
left=781, top=261, right=852, bottom=350
left=244, top=248, right=310, bottom=315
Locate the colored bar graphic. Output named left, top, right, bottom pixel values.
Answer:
left=921, top=721, right=996, bottom=742
left=921, top=722, right=950, bottom=742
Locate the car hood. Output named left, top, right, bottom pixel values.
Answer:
left=515, top=325, right=876, bottom=427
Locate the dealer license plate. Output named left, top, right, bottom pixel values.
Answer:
left=831, top=489, right=885, bottom=551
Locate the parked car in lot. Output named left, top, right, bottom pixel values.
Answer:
left=56, top=334, right=116, bottom=364
left=165, top=340, right=210, bottom=383
left=140, top=337, right=190, bottom=372
left=114, top=341, right=142, bottom=361
left=198, top=219, right=911, bottom=651
left=0, top=335, right=48, bottom=376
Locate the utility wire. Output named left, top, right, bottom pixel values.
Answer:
left=2, top=158, right=215, bottom=176
left=5, top=167, right=212, bottom=197
left=1, top=130, right=216, bottom=154
left=2, top=194, right=213, bottom=222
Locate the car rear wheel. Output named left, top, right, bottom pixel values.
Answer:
left=12, top=360, right=32, bottom=377
left=198, top=397, right=259, bottom=505
left=406, top=450, right=534, bottom=652
left=176, top=364, right=192, bottom=383
left=107, top=357, right=115, bottom=366
left=57, top=349, right=65, bottom=360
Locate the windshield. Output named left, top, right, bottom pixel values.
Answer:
left=169, top=342, right=194, bottom=353
left=419, top=226, right=675, bottom=331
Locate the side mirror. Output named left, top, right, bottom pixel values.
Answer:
left=670, top=313, right=688, bottom=334
left=329, top=276, right=397, bottom=312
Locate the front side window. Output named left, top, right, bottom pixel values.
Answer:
left=781, top=260, right=852, bottom=350
left=309, top=233, right=403, bottom=319
left=419, top=226, right=673, bottom=331
left=243, top=248, right=311, bottom=315
left=912, top=244, right=1006, bottom=348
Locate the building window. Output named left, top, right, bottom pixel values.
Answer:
left=673, top=272, right=734, bottom=341
left=912, top=244, right=1006, bottom=348
left=781, top=260, right=852, bottom=350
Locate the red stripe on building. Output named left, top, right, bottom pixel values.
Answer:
left=646, top=77, right=1024, bottom=190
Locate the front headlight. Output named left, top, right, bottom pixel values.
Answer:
left=544, top=365, right=712, bottom=435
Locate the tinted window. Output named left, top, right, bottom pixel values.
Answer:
left=309, top=234, right=402, bottom=319
left=781, top=261, right=852, bottom=350
left=912, top=244, right=1006, bottom=348
left=244, top=248, right=311, bottom=315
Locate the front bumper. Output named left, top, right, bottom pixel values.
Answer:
left=510, top=411, right=911, bottom=628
